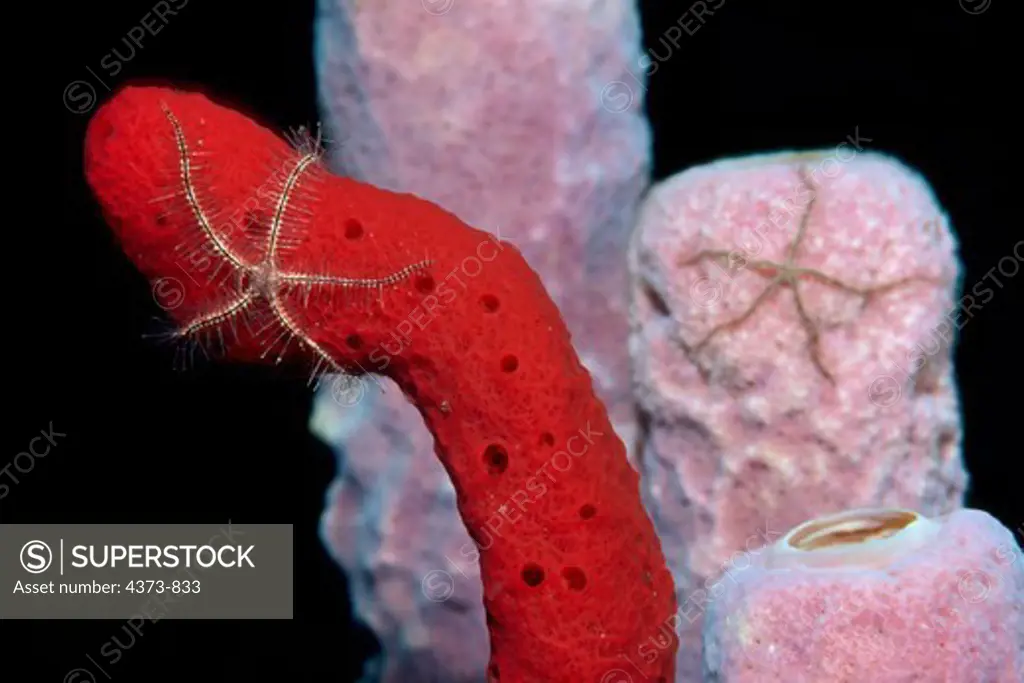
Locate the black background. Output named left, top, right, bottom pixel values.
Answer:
left=10, top=0, right=1019, bottom=680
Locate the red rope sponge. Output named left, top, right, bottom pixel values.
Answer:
left=84, top=84, right=678, bottom=683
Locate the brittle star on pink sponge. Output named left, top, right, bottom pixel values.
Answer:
left=628, top=150, right=967, bottom=680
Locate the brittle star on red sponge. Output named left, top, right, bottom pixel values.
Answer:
left=84, top=84, right=678, bottom=683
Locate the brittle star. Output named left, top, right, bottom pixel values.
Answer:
left=154, top=102, right=432, bottom=383
left=679, top=167, right=940, bottom=385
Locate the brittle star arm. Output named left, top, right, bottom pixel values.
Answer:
left=263, top=151, right=434, bottom=295
left=178, top=290, right=259, bottom=338
left=692, top=276, right=785, bottom=351
left=679, top=249, right=735, bottom=267
left=786, top=173, right=816, bottom=266
left=792, top=269, right=943, bottom=298
left=253, top=132, right=349, bottom=369
left=266, top=150, right=322, bottom=267
left=263, top=289, right=344, bottom=370
left=277, top=261, right=433, bottom=288
left=264, top=262, right=433, bottom=386
left=790, top=286, right=835, bottom=384
left=258, top=136, right=435, bottom=371
left=158, top=102, right=249, bottom=271
left=679, top=250, right=784, bottom=278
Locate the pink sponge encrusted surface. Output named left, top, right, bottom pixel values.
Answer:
left=702, top=508, right=1023, bottom=682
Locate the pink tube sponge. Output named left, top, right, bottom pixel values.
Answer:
left=628, top=148, right=967, bottom=679
left=702, top=507, right=1023, bottom=682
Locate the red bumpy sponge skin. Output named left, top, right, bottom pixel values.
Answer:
left=83, top=85, right=678, bottom=683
